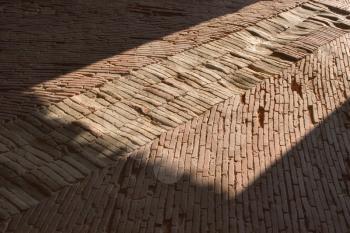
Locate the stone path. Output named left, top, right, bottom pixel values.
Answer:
left=1, top=0, right=350, bottom=232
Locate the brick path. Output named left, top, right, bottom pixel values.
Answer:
left=1, top=0, right=350, bottom=232
left=0, top=0, right=308, bottom=122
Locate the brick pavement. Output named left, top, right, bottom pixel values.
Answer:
left=1, top=0, right=350, bottom=232
left=0, top=0, right=309, bottom=122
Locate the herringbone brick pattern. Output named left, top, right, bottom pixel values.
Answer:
left=1, top=0, right=350, bottom=232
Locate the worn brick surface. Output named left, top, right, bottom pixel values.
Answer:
left=0, top=0, right=309, bottom=122
left=1, top=0, right=350, bottom=232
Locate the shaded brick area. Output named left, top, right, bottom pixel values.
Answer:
left=1, top=0, right=350, bottom=232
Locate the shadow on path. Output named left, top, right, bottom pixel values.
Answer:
left=0, top=0, right=256, bottom=121
left=2, top=98, right=349, bottom=233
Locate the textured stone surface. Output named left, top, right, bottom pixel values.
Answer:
left=1, top=0, right=350, bottom=232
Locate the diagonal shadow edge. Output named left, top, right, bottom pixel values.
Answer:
left=0, top=0, right=310, bottom=122
left=1, top=69, right=350, bottom=233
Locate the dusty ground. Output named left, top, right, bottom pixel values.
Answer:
left=1, top=0, right=350, bottom=232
